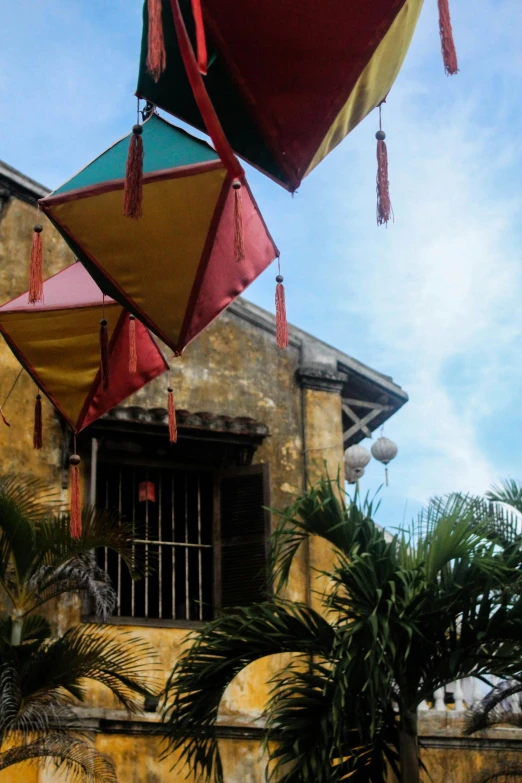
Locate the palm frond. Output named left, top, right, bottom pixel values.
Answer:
left=162, top=600, right=335, bottom=783
left=20, top=625, right=160, bottom=713
left=466, top=681, right=522, bottom=734
left=0, top=736, right=116, bottom=783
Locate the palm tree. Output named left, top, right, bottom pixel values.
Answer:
left=460, top=479, right=522, bottom=783
left=0, top=475, right=159, bottom=781
left=162, top=476, right=522, bottom=783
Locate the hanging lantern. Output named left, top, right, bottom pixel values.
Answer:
left=38, top=113, right=279, bottom=356
left=0, top=262, right=168, bottom=435
left=371, top=436, right=398, bottom=486
left=344, top=444, right=371, bottom=487
left=136, top=0, right=428, bottom=193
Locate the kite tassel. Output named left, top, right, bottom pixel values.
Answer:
left=99, top=318, right=110, bottom=391
left=33, top=394, right=43, bottom=451
left=168, top=387, right=178, bottom=444
left=147, top=0, right=166, bottom=82
left=29, top=224, right=44, bottom=305
left=0, top=408, right=10, bottom=428
left=376, top=131, right=393, bottom=227
left=129, top=315, right=137, bottom=373
left=437, top=0, right=458, bottom=75
left=123, top=125, right=144, bottom=220
left=191, top=0, right=208, bottom=75
left=275, top=275, right=289, bottom=350
left=232, top=180, right=245, bottom=263
left=69, top=453, right=82, bottom=539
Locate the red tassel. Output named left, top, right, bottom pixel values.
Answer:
left=191, top=0, right=208, bottom=75
left=29, top=224, right=44, bottom=305
left=33, top=394, right=42, bottom=450
left=147, top=0, right=167, bottom=82
left=0, top=408, right=10, bottom=428
left=123, top=126, right=144, bottom=220
left=376, top=130, right=393, bottom=227
left=275, top=275, right=289, bottom=350
left=69, top=454, right=81, bottom=539
left=437, top=0, right=458, bottom=75
left=129, top=315, right=137, bottom=373
left=99, top=318, right=110, bottom=391
left=168, top=387, right=178, bottom=444
left=233, top=181, right=245, bottom=263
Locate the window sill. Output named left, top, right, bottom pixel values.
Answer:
left=82, top=615, right=205, bottom=630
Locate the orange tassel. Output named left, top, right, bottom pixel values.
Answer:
left=233, top=181, right=245, bottom=263
left=168, top=387, right=178, bottom=444
left=29, top=224, right=44, bottom=304
left=33, top=394, right=42, bottom=450
left=129, top=315, right=137, bottom=373
left=99, top=318, right=110, bottom=391
left=376, top=130, right=393, bottom=227
left=123, top=125, right=144, bottom=220
left=0, top=408, right=10, bottom=427
left=191, top=0, right=208, bottom=75
left=437, top=0, right=458, bottom=75
left=69, top=454, right=82, bottom=539
left=147, top=0, right=167, bottom=82
left=275, top=275, right=289, bottom=349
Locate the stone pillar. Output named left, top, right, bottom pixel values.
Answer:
left=297, top=367, right=345, bottom=611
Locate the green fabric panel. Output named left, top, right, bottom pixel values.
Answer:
left=136, top=0, right=288, bottom=188
left=53, top=113, right=218, bottom=195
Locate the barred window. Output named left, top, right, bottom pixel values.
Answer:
left=93, top=439, right=270, bottom=624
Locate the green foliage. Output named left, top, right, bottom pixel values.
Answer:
left=163, top=475, right=522, bottom=783
left=0, top=474, right=159, bottom=782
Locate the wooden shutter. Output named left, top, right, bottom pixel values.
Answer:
left=216, top=464, right=270, bottom=609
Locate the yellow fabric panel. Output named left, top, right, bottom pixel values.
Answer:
left=49, top=168, right=227, bottom=346
left=305, top=0, right=424, bottom=177
left=1, top=305, right=120, bottom=426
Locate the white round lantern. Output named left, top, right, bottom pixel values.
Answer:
left=344, top=444, right=371, bottom=489
left=371, top=437, right=398, bottom=486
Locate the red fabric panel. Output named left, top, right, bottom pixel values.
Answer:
left=181, top=183, right=277, bottom=348
left=79, top=313, right=168, bottom=431
left=203, top=0, right=406, bottom=179
left=0, top=261, right=114, bottom=313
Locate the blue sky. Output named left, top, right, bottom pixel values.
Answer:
left=1, top=0, right=521, bottom=526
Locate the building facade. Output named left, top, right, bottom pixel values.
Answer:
left=0, top=161, right=520, bottom=782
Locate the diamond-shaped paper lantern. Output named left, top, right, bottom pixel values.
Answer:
left=135, top=0, right=437, bottom=192
left=0, top=262, right=168, bottom=434
left=38, top=113, right=278, bottom=355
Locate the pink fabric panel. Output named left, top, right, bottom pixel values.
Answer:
left=182, top=185, right=277, bottom=348
left=0, top=262, right=114, bottom=312
left=80, top=314, right=168, bottom=431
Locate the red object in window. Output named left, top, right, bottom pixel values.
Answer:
left=139, top=481, right=156, bottom=503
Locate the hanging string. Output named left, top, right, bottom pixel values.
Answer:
left=275, top=257, right=289, bottom=350
left=128, top=314, right=137, bottom=373
left=99, top=295, right=110, bottom=391
left=437, top=0, right=458, bottom=75
left=29, top=207, right=44, bottom=305
left=146, top=0, right=167, bottom=82
left=69, top=435, right=82, bottom=539
left=0, top=367, right=23, bottom=427
left=167, top=372, right=178, bottom=444
left=376, top=103, right=393, bottom=227
left=232, top=179, right=245, bottom=263
left=123, top=98, right=144, bottom=220
left=33, top=392, right=43, bottom=450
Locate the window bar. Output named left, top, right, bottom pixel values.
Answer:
left=158, top=471, right=163, bottom=619
left=145, top=468, right=149, bottom=618
left=131, top=466, right=136, bottom=618
left=116, top=467, right=122, bottom=616
left=104, top=477, right=109, bottom=573
left=197, top=475, right=203, bottom=621
left=185, top=473, right=189, bottom=620
left=171, top=472, right=176, bottom=620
